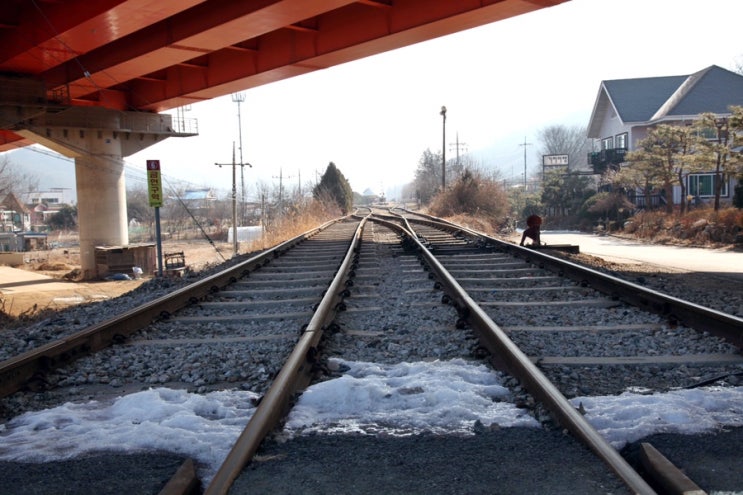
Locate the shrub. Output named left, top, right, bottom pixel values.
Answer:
left=621, top=207, right=742, bottom=244
left=427, top=170, right=508, bottom=229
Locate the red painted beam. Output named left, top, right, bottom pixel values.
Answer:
left=0, top=0, right=569, bottom=113
left=40, top=0, right=353, bottom=105
left=0, top=0, right=205, bottom=75
left=0, top=130, right=31, bottom=152
left=133, top=0, right=570, bottom=111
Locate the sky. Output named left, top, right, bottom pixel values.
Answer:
left=1, top=358, right=741, bottom=485
left=6, top=0, right=743, bottom=201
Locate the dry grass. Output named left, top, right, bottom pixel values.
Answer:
left=242, top=200, right=339, bottom=252
left=624, top=207, right=743, bottom=245
left=0, top=200, right=340, bottom=321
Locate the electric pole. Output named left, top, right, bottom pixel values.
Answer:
left=231, top=93, right=251, bottom=225
left=440, top=106, right=447, bottom=190
left=519, top=137, right=532, bottom=190
left=449, top=132, right=467, bottom=168
left=215, top=142, right=248, bottom=258
left=272, top=167, right=295, bottom=210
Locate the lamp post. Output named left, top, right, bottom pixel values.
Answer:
left=440, top=105, right=447, bottom=190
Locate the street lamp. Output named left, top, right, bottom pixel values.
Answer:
left=440, top=105, right=447, bottom=190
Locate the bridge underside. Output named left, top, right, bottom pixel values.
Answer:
left=1, top=0, right=567, bottom=131
left=0, top=0, right=569, bottom=278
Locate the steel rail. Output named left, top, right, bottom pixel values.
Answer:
left=204, top=216, right=367, bottom=495
left=396, top=210, right=743, bottom=349
left=378, top=212, right=657, bottom=494
left=0, top=219, right=339, bottom=399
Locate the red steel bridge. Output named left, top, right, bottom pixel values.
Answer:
left=0, top=0, right=569, bottom=277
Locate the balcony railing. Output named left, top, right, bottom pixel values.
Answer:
left=588, top=148, right=627, bottom=174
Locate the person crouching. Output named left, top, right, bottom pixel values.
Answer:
left=520, top=214, right=542, bottom=247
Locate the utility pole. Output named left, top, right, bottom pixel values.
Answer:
left=272, top=167, right=295, bottom=210
left=215, top=142, right=242, bottom=258
left=449, top=132, right=467, bottom=168
left=231, top=93, right=251, bottom=225
left=440, top=106, right=447, bottom=190
left=519, top=136, right=532, bottom=190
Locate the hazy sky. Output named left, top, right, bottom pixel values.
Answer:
left=19, top=0, right=743, bottom=200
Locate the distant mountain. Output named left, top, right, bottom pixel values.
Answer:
left=4, top=146, right=76, bottom=194
left=3, top=146, right=143, bottom=203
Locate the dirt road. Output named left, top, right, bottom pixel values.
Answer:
left=0, top=240, right=233, bottom=318
left=539, top=231, right=743, bottom=277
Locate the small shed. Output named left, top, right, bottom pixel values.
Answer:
left=17, top=232, right=48, bottom=250
left=95, top=243, right=156, bottom=278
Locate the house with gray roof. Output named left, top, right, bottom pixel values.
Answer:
left=586, top=65, right=743, bottom=207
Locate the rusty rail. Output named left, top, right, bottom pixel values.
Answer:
left=203, top=216, right=368, bottom=495
left=396, top=209, right=743, bottom=349
left=0, top=220, right=338, bottom=399
left=379, top=212, right=657, bottom=494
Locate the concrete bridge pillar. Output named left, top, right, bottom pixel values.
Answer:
left=74, top=135, right=128, bottom=279
left=14, top=106, right=196, bottom=279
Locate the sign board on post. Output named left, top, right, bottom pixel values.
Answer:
left=146, top=159, right=163, bottom=207
left=146, top=159, right=164, bottom=276
left=543, top=154, right=569, bottom=167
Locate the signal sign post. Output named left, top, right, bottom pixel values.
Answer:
left=147, top=159, right=164, bottom=276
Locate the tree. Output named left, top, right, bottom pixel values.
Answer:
left=312, top=162, right=353, bottom=214
left=413, top=148, right=442, bottom=205
left=126, top=185, right=155, bottom=225
left=624, top=124, right=698, bottom=214
left=46, top=204, right=77, bottom=230
left=540, top=169, right=593, bottom=223
left=537, top=124, right=592, bottom=171
left=0, top=155, right=41, bottom=198
left=428, top=169, right=508, bottom=222
left=693, top=107, right=743, bottom=211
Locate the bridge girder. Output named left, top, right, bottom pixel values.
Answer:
left=1, top=0, right=568, bottom=115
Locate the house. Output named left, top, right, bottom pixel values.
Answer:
left=21, top=188, right=75, bottom=207
left=0, top=192, right=31, bottom=231
left=586, top=65, right=743, bottom=207
left=20, top=188, right=75, bottom=229
left=182, top=188, right=216, bottom=214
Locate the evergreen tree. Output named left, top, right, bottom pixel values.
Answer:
left=693, top=107, right=743, bottom=211
left=313, top=162, right=353, bottom=214
left=47, top=205, right=77, bottom=230
left=625, top=125, right=698, bottom=214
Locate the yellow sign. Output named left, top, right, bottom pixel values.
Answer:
left=146, top=159, right=163, bottom=207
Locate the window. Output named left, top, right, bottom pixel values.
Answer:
left=615, top=133, right=627, bottom=149
left=687, top=173, right=727, bottom=197
left=601, top=137, right=614, bottom=150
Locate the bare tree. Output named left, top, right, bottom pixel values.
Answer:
left=537, top=124, right=592, bottom=171
left=0, top=155, right=41, bottom=197
left=0, top=155, right=10, bottom=197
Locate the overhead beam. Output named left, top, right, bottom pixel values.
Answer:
left=40, top=0, right=354, bottom=104
left=0, top=0, right=203, bottom=74
left=133, top=0, right=567, bottom=111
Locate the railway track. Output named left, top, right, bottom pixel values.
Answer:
left=1, top=211, right=741, bottom=494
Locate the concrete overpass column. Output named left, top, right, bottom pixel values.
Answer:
left=14, top=106, right=196, bottom=279
left=75, top=135, right=128, bottom=279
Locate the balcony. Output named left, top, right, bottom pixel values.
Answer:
left=588, top=148, right=627, bottom=174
